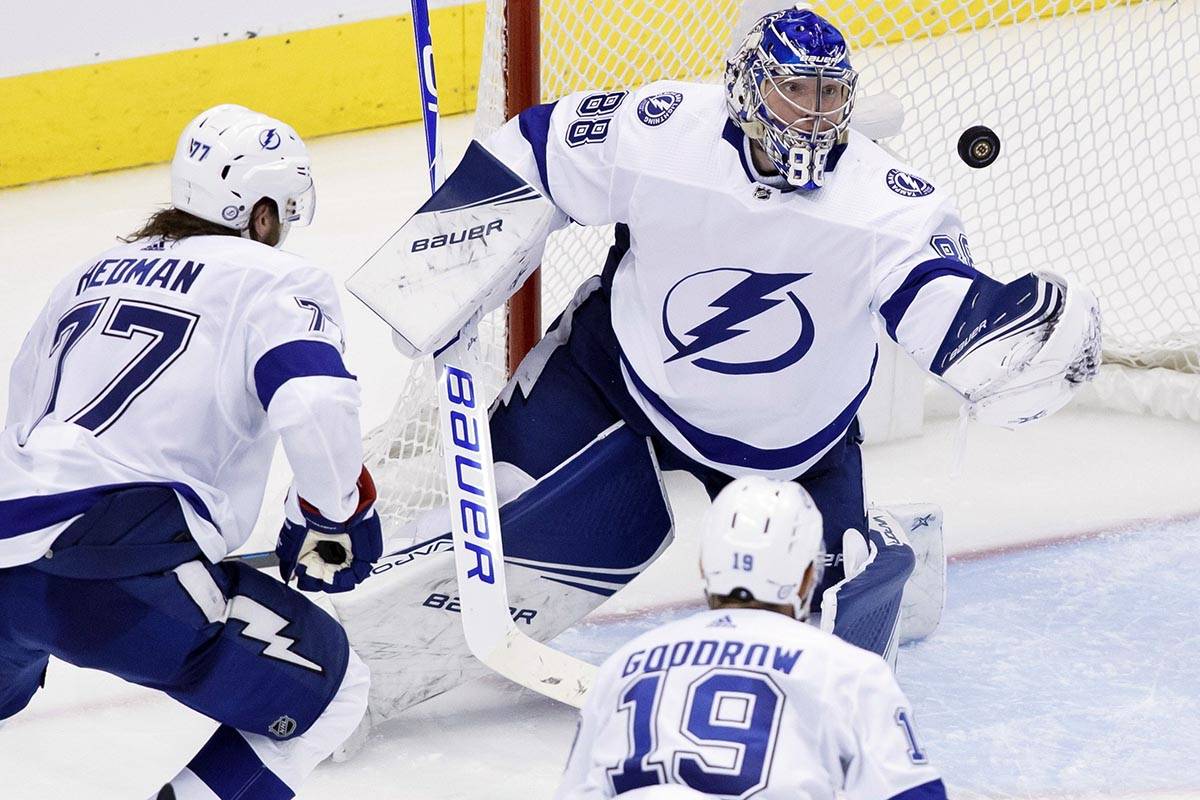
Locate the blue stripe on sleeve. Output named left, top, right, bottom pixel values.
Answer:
left=889, top=778, right=948, bottom=800
left=878, top=258, right=981, bottom=341
left=188, top=725, right=293, bottom=800
left=518, top=101, right=558, bottom=202
left=253, top=340, right=354, bottom=411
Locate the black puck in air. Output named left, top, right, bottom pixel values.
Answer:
left=958, top=125, right=1001, bottom=168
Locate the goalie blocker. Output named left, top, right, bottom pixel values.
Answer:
left=346, top=142, right=559, bottom=359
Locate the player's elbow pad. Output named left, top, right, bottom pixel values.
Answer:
left=939, top=271, right=1101, bottom=427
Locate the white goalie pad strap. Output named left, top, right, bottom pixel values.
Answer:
left=346, top=142, right=560, bottom=358
left=887, top=503, right=947, bottom=645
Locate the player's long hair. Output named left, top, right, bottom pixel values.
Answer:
left=121, top=207, right=239, bottom=243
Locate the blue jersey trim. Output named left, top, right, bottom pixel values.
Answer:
left=619, top=348, right=878, bottom=471
left=878, top=257, right=980, bottom=341
left=0, top=481, right=214, bottom=540
left=889, top=779, right=948, bottom=800
left=518, top=101, right=558, bottom=203
left=721, top=120, right=757, bottom=184
left=189, top=725, right=293, bottom=800
left=253, top=340, right=354, bottom=410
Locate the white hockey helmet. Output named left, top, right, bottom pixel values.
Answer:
left=700, top=476, right=824, bottom=614
left=170, top=104, right=315, bottom=242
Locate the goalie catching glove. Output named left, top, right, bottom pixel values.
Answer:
left=940, top=271, right=1101, bottom=427
left=276, top=466, right=383, bottom=593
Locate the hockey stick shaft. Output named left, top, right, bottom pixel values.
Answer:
left=225, top=549, right=279, bottom=569
left=409, top=0, right=593, bottom=706
left=434, top=330, right=593, bottom=707
left=410, top=0, right=444, bottom=191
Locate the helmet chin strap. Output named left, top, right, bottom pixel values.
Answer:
left=239, top=207, right=289, bottom=249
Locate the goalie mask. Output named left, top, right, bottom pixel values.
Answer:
left=725, top=6, right=858, bottom=191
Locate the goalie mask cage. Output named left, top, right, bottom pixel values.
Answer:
left=364, top=0, right=1199, bottom=538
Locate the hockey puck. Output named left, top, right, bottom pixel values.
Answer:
left=315, top=539, right=348, bottom=564
left=957, top=125, right=1001, bottom=169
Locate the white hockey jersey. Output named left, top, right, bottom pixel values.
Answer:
left=556, top=608, right=946, bottom=800
left=485, top=81, right=985, bottom=479
left=0, top=235, right=364, bottom=567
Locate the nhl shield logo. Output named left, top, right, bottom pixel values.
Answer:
left=637, top=92, right=683, bottom=127
left=886, top=169, right=935, bottom=198
left=268, top=715, right=297, bottom=738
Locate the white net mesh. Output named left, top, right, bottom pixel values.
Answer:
left=364, top=0, right=1199, bottom=539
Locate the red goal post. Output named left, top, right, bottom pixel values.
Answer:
left=502, top=0, right=543, bottom=375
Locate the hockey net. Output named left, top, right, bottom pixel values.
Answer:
left=363, top=0, right=1199, bottom=538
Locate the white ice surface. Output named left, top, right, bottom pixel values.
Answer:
left=1, top=115, right=1199, bottom=799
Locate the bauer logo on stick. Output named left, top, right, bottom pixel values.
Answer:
left=445, top=365, right=496, bottom=585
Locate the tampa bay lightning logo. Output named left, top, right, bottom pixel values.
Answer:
left=662, top=268, right=815, bottom=375
left=637, top=92, right=683, bottom=127
left=259, top=128, right=281, bottom=150
left=886, top=169, right=934, bottom=197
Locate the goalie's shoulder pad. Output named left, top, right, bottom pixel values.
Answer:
left=345, top=142, right=558, bottom=358
left=942, top=271, right=1101, bottom=426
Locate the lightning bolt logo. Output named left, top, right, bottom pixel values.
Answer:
left=662, top=268, right=815, bottom=375
left=229, top=597, right=324, bottom=673
left=258, top=128, right=281, bottom=150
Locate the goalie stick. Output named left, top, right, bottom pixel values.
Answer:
left=408, top=0, right=594, bottom=707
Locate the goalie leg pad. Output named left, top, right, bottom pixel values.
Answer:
left=797, top=419, right=869, bottom=611
left=889, top=503, right=947, bottom=644
left=331, top=422, right=673, bottom=721
left=820, top=510, right=915, bottom=665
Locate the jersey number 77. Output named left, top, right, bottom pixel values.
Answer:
left=41, top=297, right=200, bottom=435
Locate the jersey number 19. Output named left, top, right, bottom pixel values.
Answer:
left=607, top=668, right=784, bottom=799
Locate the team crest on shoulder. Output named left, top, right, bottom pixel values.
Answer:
left=886, top=169, right=934, bottom=198
left=637, top=92, right=684, bottom=127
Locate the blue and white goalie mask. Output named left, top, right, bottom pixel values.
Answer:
left=725, top=7, right=858, bottom=190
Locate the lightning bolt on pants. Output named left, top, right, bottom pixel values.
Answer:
left=0, top=487, right=369, bottom=799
